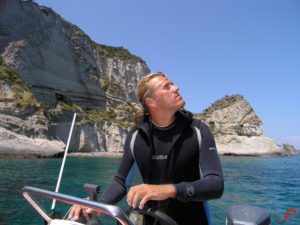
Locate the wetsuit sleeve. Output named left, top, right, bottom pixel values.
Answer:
left=174, top=121, right=224, bottom=203
left=98, top=129, right=136, bottom=204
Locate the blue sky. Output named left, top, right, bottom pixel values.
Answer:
left=35, top=0, right=300, bottom=149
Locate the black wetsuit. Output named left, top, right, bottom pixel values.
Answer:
left=99, top=110, right=224, bottom=225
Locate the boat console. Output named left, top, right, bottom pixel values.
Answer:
left=21, top=185, right=179, bottom=225
left=22, top=184, right=270, bottom=225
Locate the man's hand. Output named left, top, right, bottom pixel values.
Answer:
left=67, top=196, right=102, bottom=221
left=127, top=184, right=176, bottom=209
left=68, top=204, right=91, bottom=221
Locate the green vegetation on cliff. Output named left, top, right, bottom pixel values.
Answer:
left=201, top=94, right=244, bottom=118
left=69, top=23, right=145, bottom=64
left=102, top=77, right=126, bottom=96
left=54, top=93, right=82, bottom=113
left=51, top=94, right=135, bottom=128
left=0, top=56, right=135, bottom=128
left=0, top=56, right=40, bottom=108
left=81, top=108, right=134, bottom=128
left=0, top=56, right=23, bottom=84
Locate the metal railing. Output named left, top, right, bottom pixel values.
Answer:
left=21, top=186, right=133, bottom=225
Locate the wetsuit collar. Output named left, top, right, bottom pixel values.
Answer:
left=136, top=110, right=193, bottom=138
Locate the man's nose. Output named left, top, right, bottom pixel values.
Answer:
left=172, top=85, right=179, bottom=92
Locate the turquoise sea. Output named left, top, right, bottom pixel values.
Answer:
left=1, top=155, right=300, bottom=225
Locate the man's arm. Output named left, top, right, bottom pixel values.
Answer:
left=99, top=129, right=137, bottom=204
left=68, top=129, right=136, bottom=220
left=174, top=121, right=224, bottom=203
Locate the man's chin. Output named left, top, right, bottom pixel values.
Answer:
left=181, top=100, right=186, bottom=108
left=178, top=100, right=185, bottom=109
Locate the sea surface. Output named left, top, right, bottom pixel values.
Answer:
left=0, top=155, right=299, bottom=225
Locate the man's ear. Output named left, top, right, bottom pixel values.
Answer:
left=145, top=97, right=156, bottom=109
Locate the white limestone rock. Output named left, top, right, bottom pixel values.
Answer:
left=76, top=121, right=128, bottom=153
left=216, top=135, right=287, bottom=156
left=199, top=94, right=263, bottom=136
left=195, top=95, right=290, bottom=156
left=0, top=126, right=65, bottom=157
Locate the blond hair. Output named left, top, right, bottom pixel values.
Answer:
left=134, top=72, right=167, bottom=122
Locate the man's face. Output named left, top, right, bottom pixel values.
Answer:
left=146, top=76, right=185, bottom=113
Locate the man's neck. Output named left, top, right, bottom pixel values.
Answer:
left=150, top=112, right=176, bottom=127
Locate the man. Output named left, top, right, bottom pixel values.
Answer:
left=69, top=72, right=224, bottom=225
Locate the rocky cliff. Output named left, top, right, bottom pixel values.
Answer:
left=281, top=144, right=297, bottom=155
left=0, top=0, right=148, bottom=157
left=0, top=0, right=148, bottom=108
left=194, top=95, right=291, bottom=156
left=0, top=0, right=293, bottom=157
